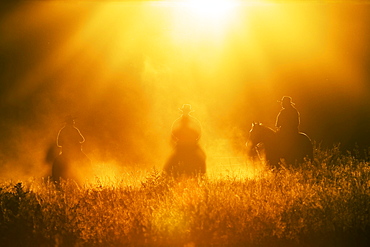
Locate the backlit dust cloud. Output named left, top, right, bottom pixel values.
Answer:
left=0, top=0, right=370, bottom=181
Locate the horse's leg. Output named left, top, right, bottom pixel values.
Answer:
left=265, top=152, right=280, bottom=170
left=52, top=157, right=61, bottom=182
left=278, top=132, right=303, bottom=167
left=164, top=151, right=180, bottom=176
left=52, top=154, right=69, bottom=182
left=194, top=148, right=206, bottom=175
left=184, top=150, right=205, bottom=177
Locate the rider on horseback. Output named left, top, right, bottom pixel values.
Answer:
left=275, top=96, right=301, bottom=159
left=57, top=115, right=85, bottom=156
left=276, top=96, right=300, bottom=135
left=171, top=104, right=201, bottom=148
left=53, top=115, right=89, bottom=183
left=246, top=96, right=312, bottom=167
left=164, top=104, right=206, bottom=177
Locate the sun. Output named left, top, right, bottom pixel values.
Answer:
left=169, top=0, right=240, bottom=39
left=184, top=0, right=238, bottom=21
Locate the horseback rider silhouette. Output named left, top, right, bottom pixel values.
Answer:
left=57, top=115, right=85, bottom=157
left=275, top=96, right=301, bottom=160
left=276, top=96, right=300, bottom=135
left=164, top=104, right=206, bottom=177
left=171, top=104, right=201, bottom=147
left=53, top=115, right=90, bottom=183
left=246, top=96, right=312, bottom=167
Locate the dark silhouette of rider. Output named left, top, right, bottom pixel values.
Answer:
left=165, top=104, right=206, bottom=177
left=276, top=96, right=300, bottom=135
left=53, top=115, right=90, bottom=183
left=275, top=96, right=300, bottom=159
left=57, top=115, right=85, bottom=156
left=171, top=104, right=202, bottom=148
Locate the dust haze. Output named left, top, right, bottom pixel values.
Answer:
left=1, top=1, right=370, bottom=181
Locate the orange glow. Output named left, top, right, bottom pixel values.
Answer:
left=0, top=1, right=369, bottom=180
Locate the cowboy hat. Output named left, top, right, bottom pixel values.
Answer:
left=278, top=96, right=295, bottom=105
left=179, top=104, right=194, bottom=113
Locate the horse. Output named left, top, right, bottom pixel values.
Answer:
left=164, top=143, right=206, bottom=178
left=52, top=147, right=91, bottom=184
left=246, top=122, right=313, bottom=169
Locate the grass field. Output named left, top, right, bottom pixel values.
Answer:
left=0, top=146, right=369, bottom=247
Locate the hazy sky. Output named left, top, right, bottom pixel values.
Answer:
left=1, top=0, right=370, bottom=178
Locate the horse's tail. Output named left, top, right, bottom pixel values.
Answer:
left=299, top=132, right=313, bottom=161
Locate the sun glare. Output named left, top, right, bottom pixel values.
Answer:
left=184, top=0, right=239, bottom=21
left=168, top=0, right=242, bottom=44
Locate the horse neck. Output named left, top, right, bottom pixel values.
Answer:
left=260, top=126, right=277, bottom=146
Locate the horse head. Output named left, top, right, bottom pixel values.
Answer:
left=246, top=122, right=277, bottom=152
left=246, top=122, right=264, bottom=147
left=245, top=122, right=280, bottom=167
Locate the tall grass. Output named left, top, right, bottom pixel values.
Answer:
left=0, top=146, right=369, bottom=247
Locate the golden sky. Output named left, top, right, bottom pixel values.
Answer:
left=0, top=0, right=370, bottom=178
